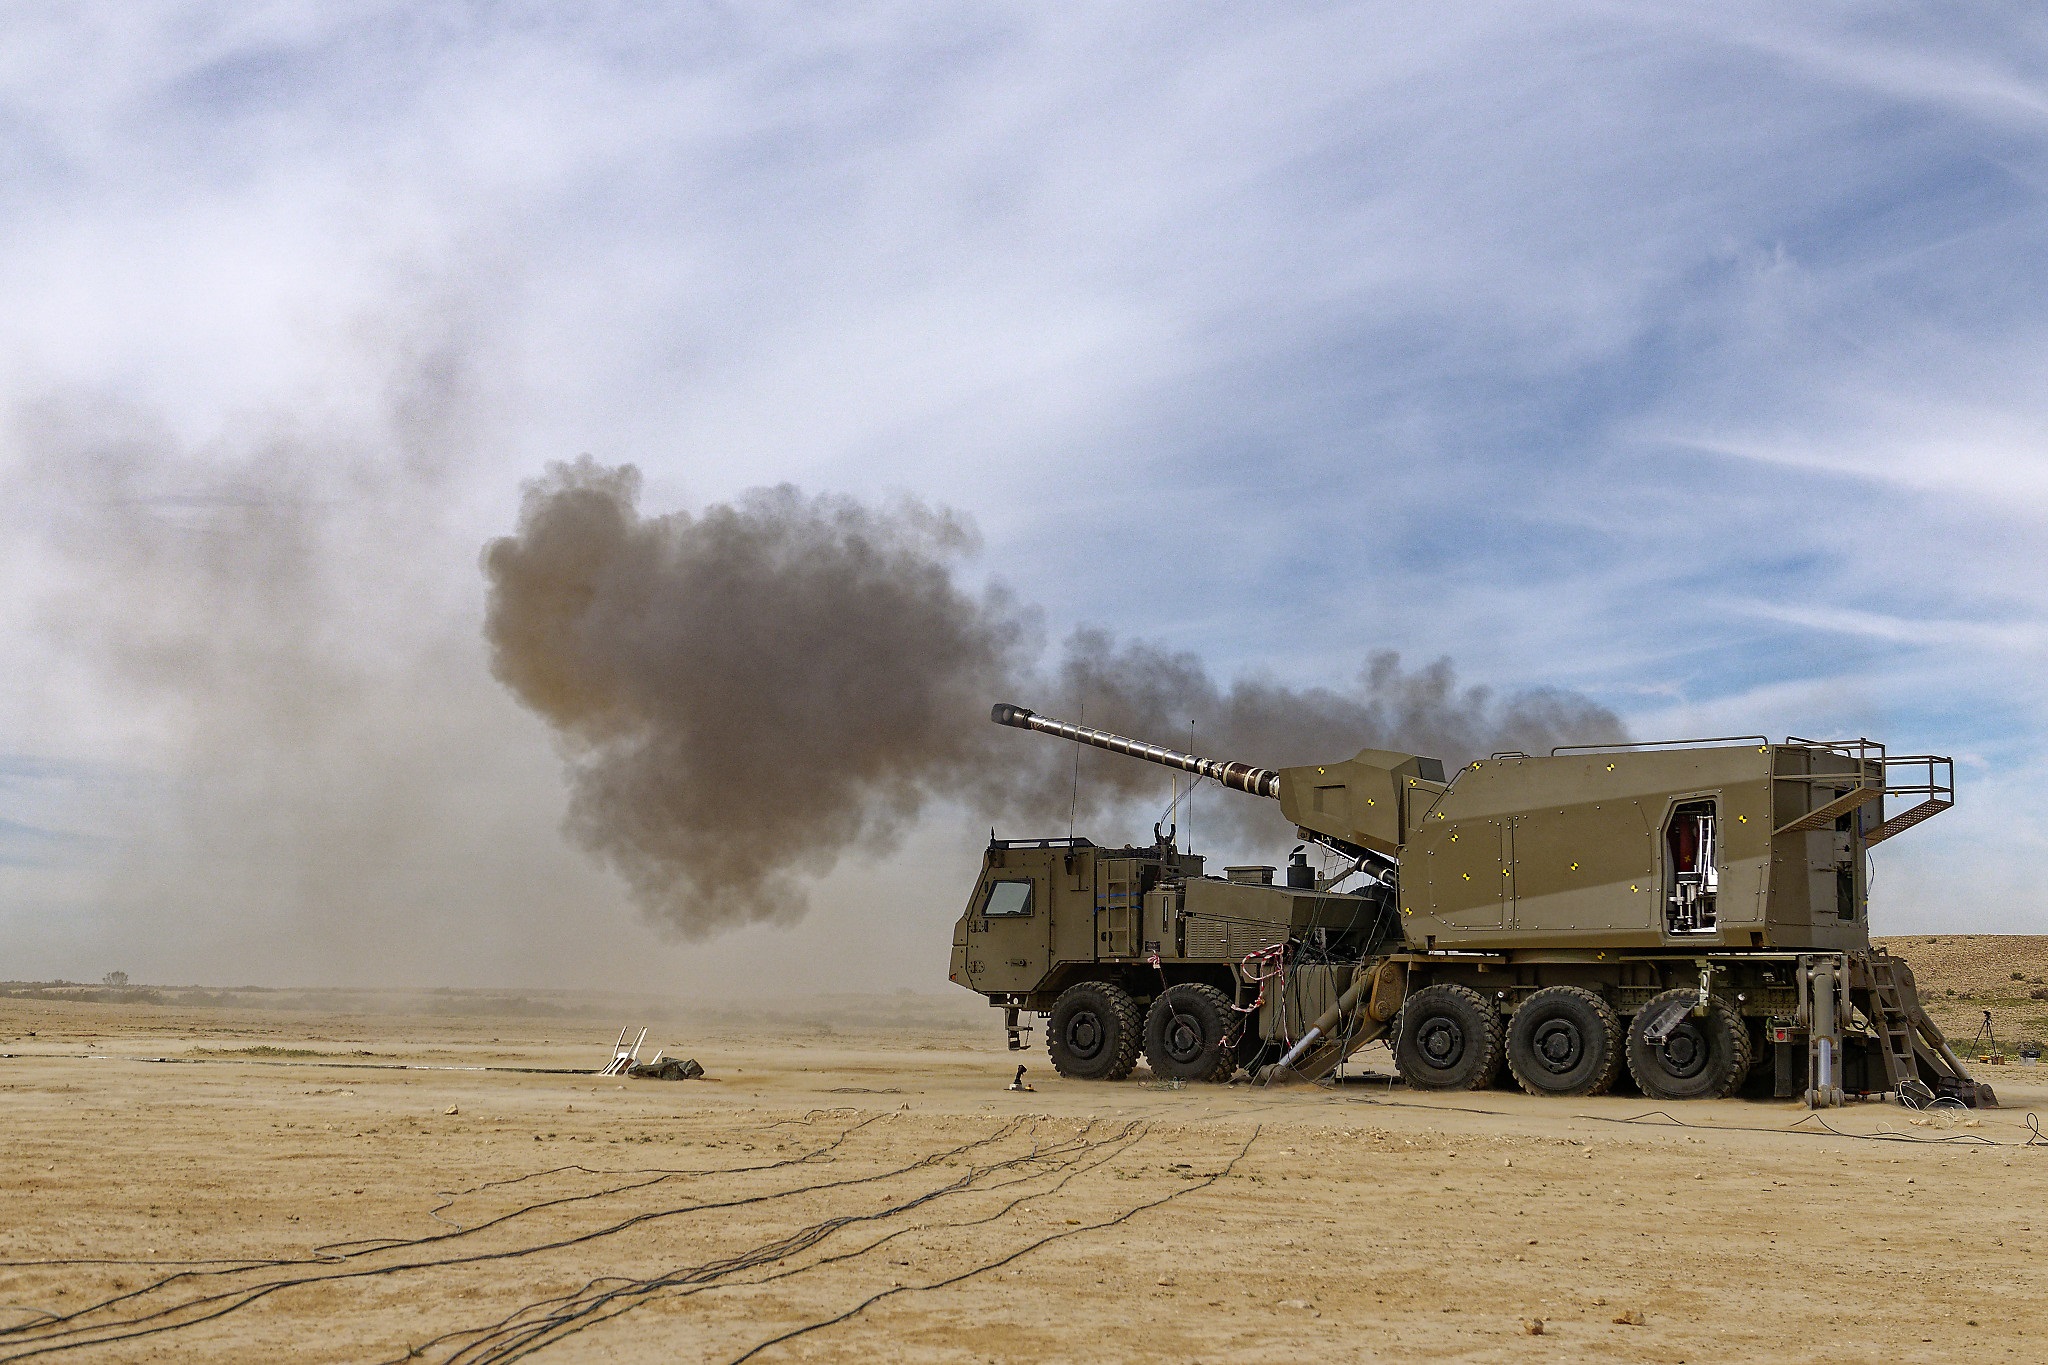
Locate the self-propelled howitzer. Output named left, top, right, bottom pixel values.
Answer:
left=953, top=703, right=1989, bottom=1109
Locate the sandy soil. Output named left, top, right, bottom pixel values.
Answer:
left=2, top=946, right=2045, bottom=1363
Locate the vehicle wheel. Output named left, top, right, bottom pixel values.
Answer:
left=1506, top=986, right=1622, bottom=1097
left=1394, top=984, right=1503, bottom=1091
left=1143, top=984, right=1239, bottom=1083
left=1625, top=989, right=1752, bottom=1100
left=1047, top=981, right=1142, bottom=1080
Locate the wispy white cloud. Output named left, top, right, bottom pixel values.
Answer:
left=4, top=3, right=2048, bottom=983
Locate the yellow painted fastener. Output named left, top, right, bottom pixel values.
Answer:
left=1569, top=861, right=1579, bottom=871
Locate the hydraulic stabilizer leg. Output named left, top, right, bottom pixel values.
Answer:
left=1799, top=955, right=1846, bottom=1108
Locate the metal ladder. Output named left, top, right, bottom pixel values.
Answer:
left=1857, top=953, right=1984, bottom=1105
left=1861, top=956, right=1926, bottom=1101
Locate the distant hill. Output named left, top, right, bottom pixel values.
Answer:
left=1875, top=935, right=2048, bottom=1052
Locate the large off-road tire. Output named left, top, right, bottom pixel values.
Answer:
left=1507, top=986, right=1622, bottom=1097
left=1625, top=989, right=1752, bottom=1100
left=1143, top=984, right=1239, bottom=1083
left=1047, top=981, right=1142, bottom=1081
left=1394, top=984, right=1503, bottom=1091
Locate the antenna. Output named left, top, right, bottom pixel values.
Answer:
left=1067, top=699, right=1082, bottom=841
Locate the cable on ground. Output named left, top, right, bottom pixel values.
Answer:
left=723, top=1124, right=1262, bottom=1365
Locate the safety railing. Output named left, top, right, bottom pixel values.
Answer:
left=1863, top=755, right=1954, bottom=846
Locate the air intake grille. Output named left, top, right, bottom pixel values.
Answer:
left=1182, top=916, right=1286, bottom=961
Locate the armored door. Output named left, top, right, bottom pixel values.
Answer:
left=964, top=872, right=1049, bottom=993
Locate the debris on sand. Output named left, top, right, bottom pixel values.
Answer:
left=1612, top=1309, right=1646, bottom=1326
left=1522, top=1318, right=1545, bottom=1335
left=598, top=1027, right=705, bottom=1079
left=600, top=1026, right=650, bottom=1076
left=1007, top=1065, right=1035, bottom=1092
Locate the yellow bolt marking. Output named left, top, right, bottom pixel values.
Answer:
left=1569, top=861, right=1579, bottom=871
left=1630, top=884, right=1640, bottom=893
left=1317, top=767, right=1326, bottom=774
left=1503, top=868, right=1511, bottom=876
left=1366, top=797, right=1375, bottom=806
left=1606, top=763, right=1615, bottom=772
left=1738, top=814, right=1748, bottom=824
left=1449, top=833, right=1458, bottom=842
left=1462, top=873, right=1472, bottom=881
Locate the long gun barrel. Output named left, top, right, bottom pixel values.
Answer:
left=990, top=703, right=1281, bottom=798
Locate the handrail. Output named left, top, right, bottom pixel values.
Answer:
left=1784, top=734, right=1882, bottom=749
left=1864, top=754, right=1955, bottom=846
left=1551, top=735, right=1769, bottom=755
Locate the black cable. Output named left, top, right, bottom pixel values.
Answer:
left=1579, top=1106, right=2045, bottom=1147
left=0, top=1117, right=889, bottom=1274
left=0, top=1116, right=1010, bottom=1361
left=427, top=1121, right=1153, bottom=1364
left=0, top=1118, right=1003, bottom=1359
left=723, top=1125, right=1262, bottom=1365
left=416, top=1123, right=1129, bottom=1363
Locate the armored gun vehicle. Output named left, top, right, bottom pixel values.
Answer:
left=950, top=704, right=1990, bottom=1108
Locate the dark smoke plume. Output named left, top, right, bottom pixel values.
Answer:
left=481, top=459, right=1038, bottom=936
left=484, top=460, right=1627, bottom=936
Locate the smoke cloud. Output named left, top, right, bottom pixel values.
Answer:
left=484, top=460, right=1627, bottom=936
left=481, top=459, right=1037, bottom=936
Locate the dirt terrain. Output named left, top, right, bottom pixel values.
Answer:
left=2, top=941, right=2045, bottom=1363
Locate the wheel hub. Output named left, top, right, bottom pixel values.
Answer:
left=1166, top=1014, right=1203, bottom=1062
left=1066, top=1013, right=1103, bottom=1058
left=1419, top=1016, right=1464, bottom=1066
left=1659, top=1024, right=1707, bottom=1078
left=1533, top=1018, right=1583, bottom=1073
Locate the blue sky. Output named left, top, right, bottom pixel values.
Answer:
left=2, top=4, right=2045, bottom=989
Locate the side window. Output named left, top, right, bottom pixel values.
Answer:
left=983, top=881, right=1032, bottom=918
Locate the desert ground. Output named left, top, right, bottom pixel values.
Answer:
left=2, top=940, right=2045, bottom=1363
